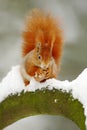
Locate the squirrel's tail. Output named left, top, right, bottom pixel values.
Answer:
left=22, top=9, right=63, bottom=63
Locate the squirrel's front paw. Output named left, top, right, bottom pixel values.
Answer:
left=34, top=67, right=56, bottom=82
left=34, top=71, right=46, bottom=82
left=45, top=67, right=56, bottom=79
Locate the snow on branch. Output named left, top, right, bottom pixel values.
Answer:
left=0, top=65, right=87, bottom=129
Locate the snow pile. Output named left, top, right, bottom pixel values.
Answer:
left=0, top=66, right=25, bottom=102
left=0, top=65, right=87, bottom=127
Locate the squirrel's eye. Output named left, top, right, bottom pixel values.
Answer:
left=38, top=55, right=42, bottom=60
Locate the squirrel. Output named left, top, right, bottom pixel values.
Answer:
left=20, top=9, right=63, bottom=86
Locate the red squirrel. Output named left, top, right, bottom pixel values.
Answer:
left=20, top=9, right=63, bottom=85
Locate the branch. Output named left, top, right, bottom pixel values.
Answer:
left=0, top=88, right=86, bottom=130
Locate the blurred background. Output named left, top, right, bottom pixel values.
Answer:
left=0, top=0, right=87, bottom=130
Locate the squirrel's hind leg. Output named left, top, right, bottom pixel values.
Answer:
left=20, top=65, right=31, bottom=86
left=24, top=78, right=30, bottom=86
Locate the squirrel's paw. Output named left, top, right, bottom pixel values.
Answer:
left=45, top=67, right=53, bottom=79
left=34, top=71, right=46, bottom=82
left=34, top=68, right=55, bottom=82
left=24, top=79, right=30, bottom=86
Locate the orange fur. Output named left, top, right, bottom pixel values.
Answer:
left=22, top=9, right=63, bottom=65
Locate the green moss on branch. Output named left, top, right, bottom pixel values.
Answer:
left=0, top=89, right=86, bottom=130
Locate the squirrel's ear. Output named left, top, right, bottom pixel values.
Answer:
left=51, top=34, right=55, bottom=52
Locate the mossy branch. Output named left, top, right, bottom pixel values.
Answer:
left=0, top=88, right=86, bottom=130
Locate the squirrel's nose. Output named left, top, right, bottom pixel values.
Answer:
left=41, top=63, right=49, bottom=69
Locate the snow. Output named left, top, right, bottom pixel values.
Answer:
left=0, top=65, right=87, bottom=128
left=0, top=65, right=25, bottom=102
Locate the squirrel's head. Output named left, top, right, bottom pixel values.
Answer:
left=34, top=42, right=52, bottom=69
left=33, top=29, right=55, bottom=69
